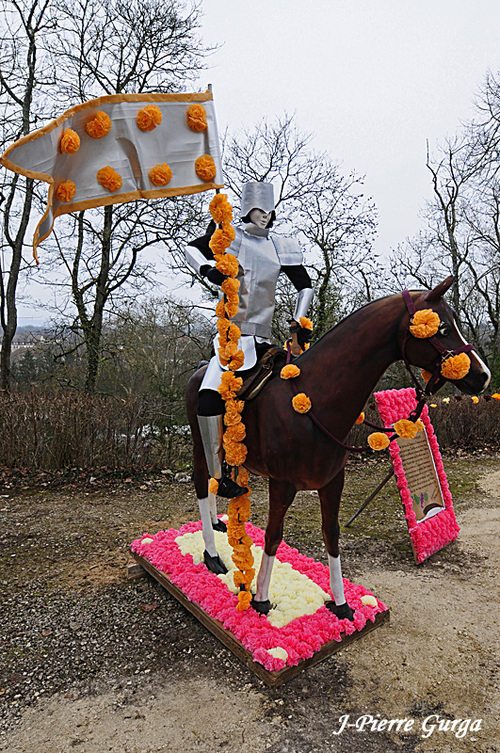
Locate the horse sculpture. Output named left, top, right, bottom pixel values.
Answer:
left=186, top=277, right=490, bottom=620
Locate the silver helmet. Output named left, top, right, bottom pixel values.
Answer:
left=240, top=181, right=275, bottom=222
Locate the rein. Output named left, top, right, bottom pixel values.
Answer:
left=284, top=289, right=476, bottom=453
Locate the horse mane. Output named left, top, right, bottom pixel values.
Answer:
left=301, top=292, right=398, bottom=352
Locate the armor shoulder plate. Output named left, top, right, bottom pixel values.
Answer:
left=271, top=234, right=303, bottom=266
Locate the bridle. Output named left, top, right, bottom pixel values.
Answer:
left=284, top=289, right=476, bottom=452
left=400, top=289, right=475, bottom=421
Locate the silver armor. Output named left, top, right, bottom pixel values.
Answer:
left=185, top=226, right=308, bottom=391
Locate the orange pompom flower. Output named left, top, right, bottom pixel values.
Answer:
left=224, top=399, right=245, bottom=426
left=55, top=180, right=76, bottom=203
left=441, top=352, right=471, bottom=380
left=59, top=128, right=80, bottom=154
left=225, top=441, right=247, bottom=467
left=136, top=104, right=162, bottom=131
left=280, top=365, right=301, bottom=379
left=224, top=298, right=240, bottom=318
left=299, top=316, right=313, bottom=330
left=229, top=351, right=245, bottom=371
left=209, top=193, right=233, bottom=225
left=149, top=163, right=172, bottom=187
left=85, top=111, right=112, bottom=139
left=236, top=590, right=252, bottom=611
left=209, top=232, right=229, bottom=256
left=393, top=419, right=418, bottom=439
left=410, top=309, right=440, bottom=338
left=218, top=372, right=243, bottom=400
left=195, top=154, right=217, bottom=182
left=215, top=254, right=239, bottom=278
left=208, top=478, right=219, bottom=495
left=225, top=422, right=246, bottom=443
left=292, top=393, right=312, bottom=414
left=355, top=412, right=365, bottom=425
left=368, top=432, right=390, bottom=451
left=472, top=396, right=479, bottom=403
left=415, top=420, right=425, bottom=432
left=97, top=166, right=122, bottom=192
left=492, top=393, right=500, bottom=400
left=186, top=103, right=208, bottom=132
left=221, top=277, right=240, bottom=296
left=227, top=323, right=241, bottom=342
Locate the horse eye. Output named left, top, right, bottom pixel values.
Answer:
left=438, top=323, right=450, bottom=336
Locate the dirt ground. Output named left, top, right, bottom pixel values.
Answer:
left=0, top=454, right=498, bottom=753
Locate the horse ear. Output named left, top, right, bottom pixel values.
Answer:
left=423, top=276, right=454, bottom=302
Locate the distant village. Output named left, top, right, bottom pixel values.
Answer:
left=0, top=326, right=51, bottom=358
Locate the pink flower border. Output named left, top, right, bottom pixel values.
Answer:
left=131, top=522, right=388, bottom=673
left=374, top=388, right=460, bottom=563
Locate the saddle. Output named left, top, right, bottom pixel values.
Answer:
left=236, top=345, right=288, bottom=401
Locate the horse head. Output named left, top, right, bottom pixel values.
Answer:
left=399, top=276, right=491, bottom=396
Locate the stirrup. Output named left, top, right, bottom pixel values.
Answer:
left=216, top=475, right=249, bottom=499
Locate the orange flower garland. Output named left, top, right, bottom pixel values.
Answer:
left=210, top=193, right=253, bottom=610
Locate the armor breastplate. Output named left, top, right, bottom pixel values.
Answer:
left=229, top=228, right=281, bottom=340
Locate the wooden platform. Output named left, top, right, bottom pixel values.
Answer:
left=131, top=552, right=390, bottom=687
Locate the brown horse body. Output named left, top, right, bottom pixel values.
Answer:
left=186, top=278, right=490, bottom=617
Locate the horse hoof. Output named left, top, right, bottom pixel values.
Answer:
left=325, top=601, right=355, bottom=621
left=251, top=597, right=272, bottom=615
left=203, top=551, right=227, bottom=575
left=212, top=519, right=227, bottom=533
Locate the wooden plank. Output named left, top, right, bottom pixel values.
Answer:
left=132, top=552, right=390, bottom=687
left=127, top=561, right=147, bottom=580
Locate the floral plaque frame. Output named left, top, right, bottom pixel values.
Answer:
left=374, top=388, right=460, bottom=564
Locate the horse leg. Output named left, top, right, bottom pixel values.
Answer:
left=253, top=478, right=296, bottom=615
left=318, top=469, right=354, bottom=621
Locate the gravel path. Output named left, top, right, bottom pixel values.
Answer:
left=0, top=456, right=498, bottom=753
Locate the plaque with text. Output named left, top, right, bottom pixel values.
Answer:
left=375, top=388, right=460, bottom=564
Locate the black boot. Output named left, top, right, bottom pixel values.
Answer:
left=216, top=475, right=249, bottom=499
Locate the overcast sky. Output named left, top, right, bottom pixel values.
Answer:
left=18, top=0, right=500, bottom=323
left=201, top=0, right=500, bottom=254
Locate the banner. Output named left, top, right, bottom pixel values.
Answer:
left=1, top=92, right=223, bottom=260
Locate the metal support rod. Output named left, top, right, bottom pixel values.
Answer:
left=344, top=467, right=395, bottom=527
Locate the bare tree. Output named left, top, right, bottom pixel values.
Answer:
left=30, top=0, right=213, bottom=393
left=389, top=76, right=500, bottom=382
left=0, top=0, right=58, bottom=391
left=222, top=115, right=380, bottom=339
